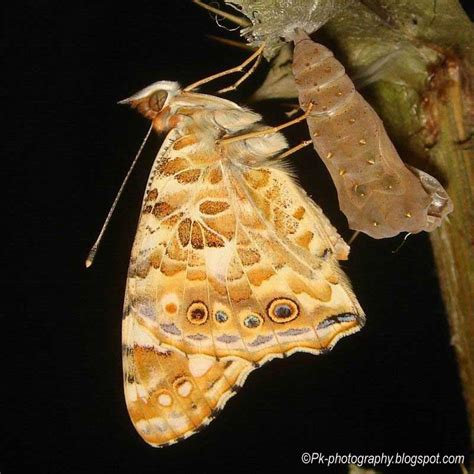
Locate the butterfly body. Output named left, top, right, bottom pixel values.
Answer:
left=120, top=80, right=364, bottom=446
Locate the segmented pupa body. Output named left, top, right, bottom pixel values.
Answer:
left=292, top=30, right=452, bottom=239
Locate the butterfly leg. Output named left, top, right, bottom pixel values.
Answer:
left=184, top=43, right=265, bottom=92
left=219, top=103, right=314, bottom=145
left=192, top=0, right=250, bottom=28
left=277, top=139, right=312, bottom=160
left=218, top=53, right=262, bottom=93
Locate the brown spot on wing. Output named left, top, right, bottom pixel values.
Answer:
left=149, top=249, right=163, bottom=268
left=208, top=167, right=223, bottom=184
left=178, top=218, right=192, bottom=247
left=204, top=215, right=236, bottom=240
left=175, top=169, right=201, bottom=184
left=191, top=221, right=204, bottom=249
left=274, top=208, right=299, bottom=235
left=146, top=188, right=158, bottom=201
left=161, top=213, right=183, bottom=227
left=159, top=157, right=189, bottom=176
left=161, top=259, right=186, bottom=276
left=293, top=206, right=305, bottom=220
left=153, top=202, right=174, bottom=219
left=203, top=228, right=225, bottom=247
left=238, top=248, right=260, bottom=266
left=244, top=169, right=271, bottom=189
left=199, top=201, right=230, bottom=215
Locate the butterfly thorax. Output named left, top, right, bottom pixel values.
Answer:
left=122, top=82, right=289, bottom=167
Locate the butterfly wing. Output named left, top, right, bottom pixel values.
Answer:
left=122, top=119, right=363, bottom=447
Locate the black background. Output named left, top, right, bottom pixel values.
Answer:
left=3, top=2, right=473, bottom=473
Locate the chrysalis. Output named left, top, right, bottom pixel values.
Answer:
left=292, top=29, right=453, bottom=239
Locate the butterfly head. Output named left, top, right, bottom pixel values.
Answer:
left=118, top=80, right=181, bottom=128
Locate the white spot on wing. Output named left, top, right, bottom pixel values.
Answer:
left=177, top=381, right=193, bottom=397
left=158, top=393, right=173, bottom=407
left=189, top=355, right=215, bottom=378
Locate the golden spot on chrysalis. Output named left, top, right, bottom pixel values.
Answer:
left=405, top=212, right=412, bottom=218
left=367, top=158, right=376, bottom=165
left=339, top=169, right=346, bottom=176
left=354, top=184, right=366, bottom=197
left=349, top=118, right=356, bottom=124
left=173, top=135, right=198, bottom=150
left=267, top=298, right=299, bottom=323
left=326, top=152, right=333, bottom=159
left=175, top=169, right=201, bottom=184
left=336, top=91, right=343, bottom=97
left=373, top=221, right=379, bottom=227
left=173, top=377, right=193, bottom=398
left=313, top=130, right=320, bottom=137
left=359, top=139, right=367, bottom=145
left=199, top=200, right=230, bottom=215
left=186, top=301, right=209, bottom=325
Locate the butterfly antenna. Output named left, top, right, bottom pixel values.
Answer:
left=85, top=123, right=154, bottom=268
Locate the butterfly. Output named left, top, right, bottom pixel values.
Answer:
left=291, top=29, right=453, bottom=239
left=119, top=73, right=364, bottom=446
